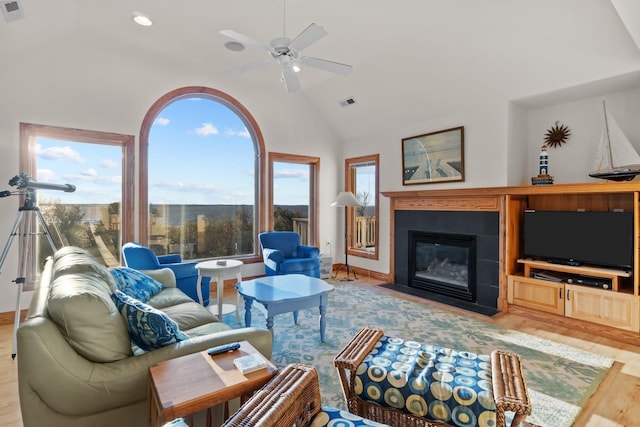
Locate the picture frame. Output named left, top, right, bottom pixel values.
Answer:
left=402, top=126, right=464, bottom=185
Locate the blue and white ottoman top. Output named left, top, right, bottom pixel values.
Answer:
left=354, top=336, right=496, bottom=427
left=311, top=405, right=391, bottom=427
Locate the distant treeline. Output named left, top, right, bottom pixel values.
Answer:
left=64, top=204, right=308, bottom=226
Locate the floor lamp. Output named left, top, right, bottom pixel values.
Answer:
left=331, top=191, right=361, bottom=281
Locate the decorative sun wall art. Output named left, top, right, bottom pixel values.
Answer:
left=544, top=121, right=571, bottom=148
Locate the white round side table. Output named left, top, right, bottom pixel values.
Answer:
left=195, top=259, right=243, bottom=320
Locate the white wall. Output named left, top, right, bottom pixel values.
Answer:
left=523, top=88, right=640, bottom=184
left=340, top=100, right=510, bottom=275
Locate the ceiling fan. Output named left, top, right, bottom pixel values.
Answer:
left=220, top=15, right=352, bottom=93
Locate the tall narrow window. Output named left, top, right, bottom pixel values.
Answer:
left=19, top=123, right=134, bottom=286
left=268, top=153, right=319, bottom=246
left=345, top=154, right=379, bottom=260
left=140, top=87, right=265, bottom=262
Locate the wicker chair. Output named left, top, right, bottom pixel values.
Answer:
left=333, top=327, right=532, bottom=427
left=222, top=364, right=391, bottom=427
left=222, top=364, right=322, bottom=427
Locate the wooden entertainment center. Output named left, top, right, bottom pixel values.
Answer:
left=383, top=181, right=640, bottom=344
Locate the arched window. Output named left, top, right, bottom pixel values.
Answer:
left=139, top=87, right=265, bottom=262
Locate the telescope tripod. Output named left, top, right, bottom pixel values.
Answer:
left=0, top=196, right=56, bottom=359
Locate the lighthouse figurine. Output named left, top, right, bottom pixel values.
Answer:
left=532, top=143, right=554, bottom=185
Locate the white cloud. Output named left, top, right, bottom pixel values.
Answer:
left=195, top=123, right=219, bottom=136
left=101, top=159, right=118, bottom=169
left=63, top=174, right=121, bottom=185
left=36, top=144, right=85, bottom=163
left=36, top=169, right=58, bottom=182
left=81, top=168, right=98, bottom=177
left=274, top=169, right=309, bottom=181
left=154, top=117, right=170, bottom=126
left=225, top=127, right=250, bottom=138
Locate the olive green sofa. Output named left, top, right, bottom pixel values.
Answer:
left=17, top=246, right=272, bottom=427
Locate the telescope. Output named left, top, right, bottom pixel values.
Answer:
left=8, top=172, right=76, bottom=193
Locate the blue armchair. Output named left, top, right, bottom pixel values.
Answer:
left=259, top=232, right=321, bottom=278
left=121, top=242, right=210, bottom=306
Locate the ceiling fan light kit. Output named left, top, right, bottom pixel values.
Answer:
left=220, top=21, right=352, bottom=93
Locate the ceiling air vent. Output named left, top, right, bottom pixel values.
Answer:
left=2, top=0, right=24, bottom=23
left=339, top=97, right=357, bottom=108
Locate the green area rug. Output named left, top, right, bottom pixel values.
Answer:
left=224, top=284, right=613, bottom=427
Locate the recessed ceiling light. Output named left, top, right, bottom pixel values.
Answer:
left=224, top=41, right=245, bottom=52
left=132, top=12, right=152, bottom=27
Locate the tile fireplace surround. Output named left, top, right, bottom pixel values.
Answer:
left=395, top=210, right=500, bottom=312
left=383, top=188, right=507, bottom=313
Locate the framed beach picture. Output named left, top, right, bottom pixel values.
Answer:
left=402, top=126, right=464, bottom=185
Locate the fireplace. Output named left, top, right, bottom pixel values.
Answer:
left=393, top=210, right=499, bottom=314
left=409, top=231, right=476, bottom=301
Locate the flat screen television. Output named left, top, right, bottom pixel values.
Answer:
left=523, top=210, right=634, bottom=271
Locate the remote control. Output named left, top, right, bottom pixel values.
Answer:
left=207, top=342, right=240, bottom=356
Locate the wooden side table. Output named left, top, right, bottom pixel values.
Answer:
left=148, top=341, right=277, bottom=427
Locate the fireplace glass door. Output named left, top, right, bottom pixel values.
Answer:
left=409, top=231, right=476, bottom=301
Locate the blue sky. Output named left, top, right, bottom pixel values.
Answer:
left=34, top=97, right=309, bottom=206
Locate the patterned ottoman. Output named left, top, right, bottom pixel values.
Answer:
left=334, top=328, right=532, bottom=427
left=311, top=406, right=391, bottom=427
left=356, top=335, right=496, bottom=426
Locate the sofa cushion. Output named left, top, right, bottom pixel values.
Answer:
left=147, top=288, right=195, bottom=309
left=110, top=267, right=164, bottom=302
left=182, top=321, right=232, bottom=338
left=113, top=290, right=189, bottom=351
left=140, top=268, right=177, bottom=288
left=51, top=246, right=117, bottom=293
left=48, top=273, right=131, bottom=362
left=161, top=301, right=219, bottom=331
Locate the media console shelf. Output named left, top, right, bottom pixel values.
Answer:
left=517, top=258, right=632, bottom=292
left=505, top=182, right=640, bottom=339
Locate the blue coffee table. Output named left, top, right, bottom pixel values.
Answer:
left=235, top=274, right=335, bottom=342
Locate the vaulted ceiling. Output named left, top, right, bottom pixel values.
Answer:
left=2, top=0, right=640, bottom=141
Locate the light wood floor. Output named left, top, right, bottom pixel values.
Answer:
left=1, top=279, right=639, bottom=426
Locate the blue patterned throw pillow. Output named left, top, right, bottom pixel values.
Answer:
left=112, top=290, right=189, bottom=351
left=110, top=267, right=164, bottom=302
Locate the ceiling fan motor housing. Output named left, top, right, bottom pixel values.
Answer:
left=270, top=37, right=294, bottom=58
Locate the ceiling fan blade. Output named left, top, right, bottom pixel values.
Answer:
left=289, top=23, right=328, bottom=52
left=281, top=65, right=301, bottom=93
left=225, top=58, right=275, bottom=77
left=220, top=29, right=271, bottom=51
left=300, top=56, right=353, bottom=76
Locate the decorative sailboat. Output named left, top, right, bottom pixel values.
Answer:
left=589, top=101, right=640, bottom=181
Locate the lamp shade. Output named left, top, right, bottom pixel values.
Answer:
left=331, top=191, right=361, bottom=207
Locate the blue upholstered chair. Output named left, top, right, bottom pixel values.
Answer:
left=121, top=242, right=210, bottom=306
left=259, top=232, right=321, bottom=278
